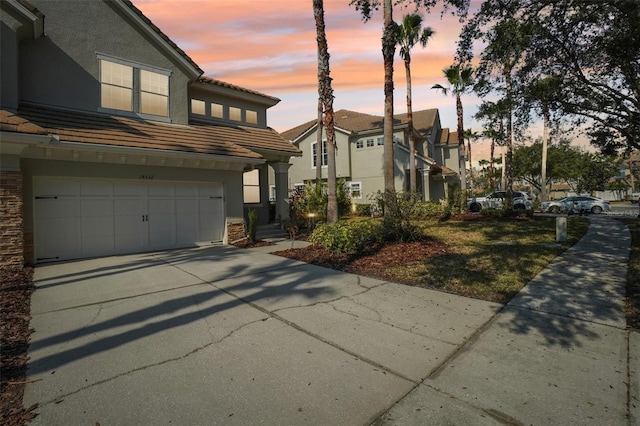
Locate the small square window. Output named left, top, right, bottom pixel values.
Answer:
left=349, top=182, right=362, bottom=199
left=191, top=99, right=205, bottom=115
left=246, top=110, right=258, bottom=124
left=366, top=138, right=374, bottom=147
left=211, top=103, right=224, bottom=118
left=377, top=137, right=384, bottom=146
left=356, top=140, right=364, bottom=149
left=230, top=107, right=241, bottom=121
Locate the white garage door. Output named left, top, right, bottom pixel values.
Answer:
left=34, top=178, right=224, bottom=262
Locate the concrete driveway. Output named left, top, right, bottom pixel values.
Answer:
left=24, top=243, right=500, bottom=425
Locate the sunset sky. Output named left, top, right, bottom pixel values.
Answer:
left=135, top=0, right=512, bottom=163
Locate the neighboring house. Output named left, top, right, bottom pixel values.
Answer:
left=0, top=0, right=300, bottom=267
left=278, top=108, right=462, bottom=203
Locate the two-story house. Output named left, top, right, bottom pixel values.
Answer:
left=0, top=0, right=300, bottom=266
left=279, top=108, right=462, bottom=204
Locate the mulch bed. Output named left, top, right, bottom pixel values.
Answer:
left=230, top=239, right=275, bottom=249
left=0, top=267, right=36, bottom=426
left=273, top=238, right=448, bottom=284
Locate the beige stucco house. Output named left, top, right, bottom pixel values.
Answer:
left=278, top=109, right=463, bottom=204
left=0, top=0, right=300, bottom=266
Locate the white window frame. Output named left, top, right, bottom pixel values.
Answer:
left=356, top=140, right=364, bottom=149
left=269, top=185, right=276, bottom=202
left=98, top=54, right=171, bottom=120
left=377, top=137, right=384, bottom=146
left=293, top=183, right=306, bottom=194
left=366, top=138, right=375, bottom=147
left=243, top=169, right=261, bottom=204
left=311, top=140, right=328, bottom=168
left=349, top=181, right=362, bottom=199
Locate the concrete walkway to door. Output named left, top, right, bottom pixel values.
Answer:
left=23, top=240, right=500, bottom=425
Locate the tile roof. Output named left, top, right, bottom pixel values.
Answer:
left=0, top=104, right=302, bottom=160
left=439, top=129, right=460, bottom=145
left=280, top=108, right=439, bottom=142
left=196, top=77, right=280, bottom=104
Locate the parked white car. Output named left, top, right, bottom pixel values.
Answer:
left=540, top=196, right=611, bottom=214
left=467, top=191, right=534, bottom=212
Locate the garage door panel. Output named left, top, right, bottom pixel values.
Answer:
left=81, top=199, right=113, bottom=217
left=198, top=183, right=223, bottom=198
left=114, top=182, right=145, bottom=197
left=175, top=199, right=198, bottom=245
left=81, top=180, right=113, bottom=197
left=35, top=180, right=78, bottom=196
left=148, top=183, right=174, bottom=197
left=199, top=199, right=224, bottom=242
left=114, top=199, right=147, bottom=252
left=148, top=199, right=175, bottom=248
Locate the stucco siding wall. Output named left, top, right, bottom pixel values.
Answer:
left=18, top=0, right=191, bottom=124
left=0, top=8, right=22, bottom=110
left=287, top=129, right=351, bottom=186
left=20, top=158, right=244, bottom=237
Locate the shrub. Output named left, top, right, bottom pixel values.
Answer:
left=353, top=203, right=372, bottom=216
left=412, top=201, right=446, bottom=219
left=288, top=179, right=352, bottom=227
left=310, top=220, right=384, bottom=254
left=443, top=186, right=465, bottom=218
left=247, top=209, right=258, bottom=242
left=370, top=190, right=424, bottom=242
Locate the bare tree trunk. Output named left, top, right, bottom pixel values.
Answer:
left=467, top=136, right=473, bottom=190
left=313, top=0, right=337, bottom=223
left=382, top=0, right=395, bottom=194
left=489, top=138, right=495, bottom=189
left=504, top=65, right=514, bottom=208
left=405, top=57, right=416, bottom=194
left=456, top=94, right=467, bottom=193
left=540, top=104, right=549, bottom=202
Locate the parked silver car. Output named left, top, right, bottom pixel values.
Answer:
left=540, top=196, right=611, bottom=214
left=467, top=191, right=534, bottom=212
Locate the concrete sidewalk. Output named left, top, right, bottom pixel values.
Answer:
left=380, top=215, right=637, bottom=425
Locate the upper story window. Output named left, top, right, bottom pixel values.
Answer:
left=377, top=137, right=384, bottom=146
left=312, top=140, right=328, bottom=168
left=191, top=99, right=205, bottom=115
left=366, top=138, right=375, bottom=147
left=356, top=140, right=364, bottom=149
left=246, top=110, right=258, bottom=124
left=99, top=55, right=170, bottom=118
left=211, top=103, right=224, bottom=119
left=229, top=106, right=242, bottom=121
left=100, top=61, right=133, bottom=111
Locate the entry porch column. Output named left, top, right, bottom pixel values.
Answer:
left=270, top=162, right=292, bottom=221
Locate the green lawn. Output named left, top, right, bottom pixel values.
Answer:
left=384, top=216, right=590, bottom=303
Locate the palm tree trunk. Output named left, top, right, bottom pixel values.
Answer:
left=489, top=138, right=495, bottom=189
left=405, top=57, right=416, bottom=194
left=316, top=96, right=323, bottom=183
left=456, top=94, right=467, bottom=193
left=313, top=0, right=337, bottom=223
left=382, top=0, right=395, bottom=194
left=467, top=137, right=473, bottom=189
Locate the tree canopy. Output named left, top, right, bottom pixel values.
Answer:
left=459, top=0, right=640, bottom=154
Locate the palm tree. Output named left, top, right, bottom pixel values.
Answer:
left=395, top=14, right=434, bottom=194
left=313, top=0, right=337, bottom=223
left=382, top=0, right=395, bottom=194
left=432, top=64, right=474, bottom=194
